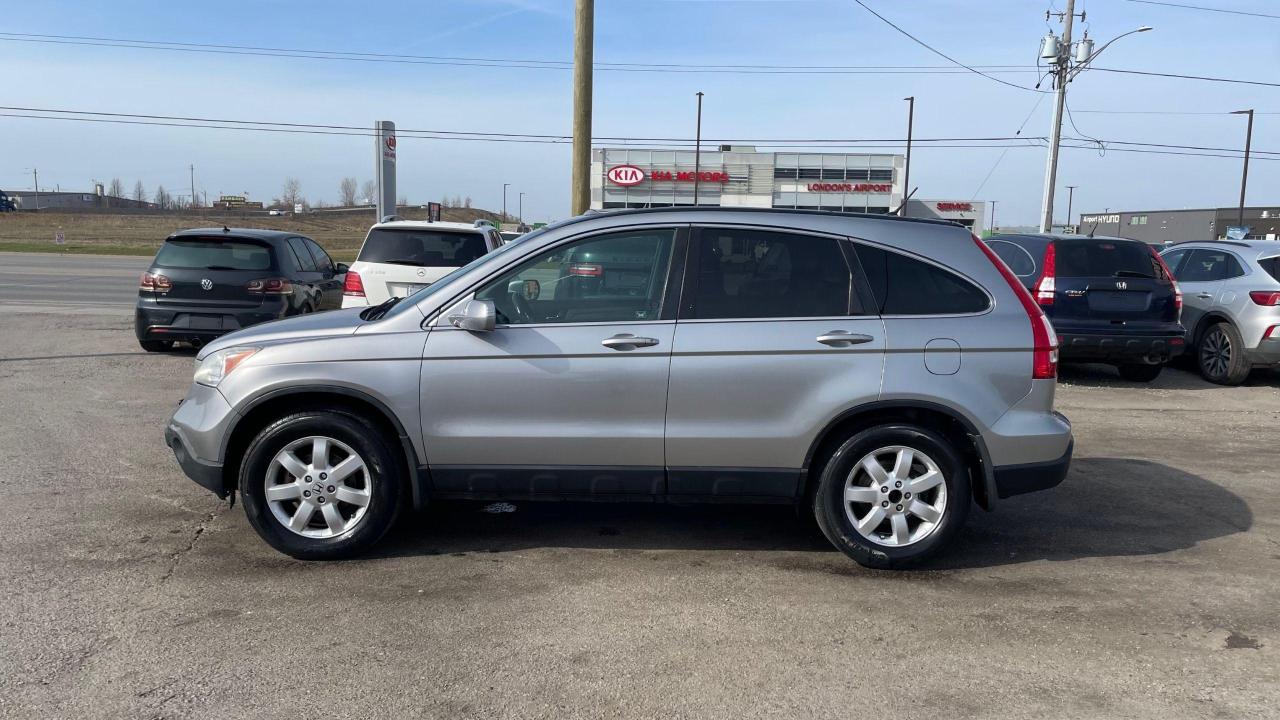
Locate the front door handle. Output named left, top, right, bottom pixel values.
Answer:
left=602, top=334, right=659, bottom=351
left=817, top=331, right=874, bottom=347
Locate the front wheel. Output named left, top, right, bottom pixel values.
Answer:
left=813, top=425, right=969, bottom=569
left=1118, top=363, right=1163, bottom=382
left=1198, top=322, right=1251, bottom=385
left=239, top=410, right=404, bottom=559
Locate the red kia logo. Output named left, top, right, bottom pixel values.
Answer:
left=606, top=165, right=645, bottom=186
left=385, top=135, right=397, bottom=151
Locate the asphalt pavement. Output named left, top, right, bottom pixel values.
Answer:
left=0, top=251, right=147, bottom=313
left=1, top=254, right=1278, bottom=719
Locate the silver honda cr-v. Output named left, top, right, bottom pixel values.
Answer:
left=164, top=208, right=1073, bottom=568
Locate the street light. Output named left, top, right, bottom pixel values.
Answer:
left=502, top=183, right=510, bottom=223
left=1231, top=109, right=1254, bottom=228
left=1065, top=185, right=1077, bottom=230
left=1067, top=26, right=1152, bottom=80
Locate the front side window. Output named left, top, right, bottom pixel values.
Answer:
left=358, top=229, right=489, bottom=267
left=687, top=229, right=852, bottom=319
left=303, top=238, right=333, bottom=272
left=1161, top=249, right=1190, bottom=278
left=855, top=243, right=989, bottom=315
left=1180, top=249, right=1238, bottom=282
left=475, top=229, right=676, bottom=325
left=288, top=238, right=317, bottom=272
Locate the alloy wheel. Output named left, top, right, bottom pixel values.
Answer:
left=1200, top=329, right=1230, bottom=379
left=265, top=435, right=372, bottom=539
left=843, top=445, right=948, bottom=548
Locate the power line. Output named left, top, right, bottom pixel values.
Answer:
left=1072, top=109, right=1280, bottom=115
left=1122, top=0, right=1280, bottom=20
left=1092, top=66, right=1280, bottom=88
left=849, top=0, right=1046, bottom=93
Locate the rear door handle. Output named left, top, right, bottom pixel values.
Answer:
left=602, top=334, right=659, bottom=351
left=816, top=331, right=874, bottom=347
left=1196, top=293, right=1214, bottom=299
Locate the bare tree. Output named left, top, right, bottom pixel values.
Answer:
left=280, top=177, right=302, bottom=209
left=452, top=195, right=462, bottom=208
left=360, top=180, right=376, bottom=204
left=464, top=196, right=472, bottom=209
left=133, top=180, right=146, bottom=204
left=339, top=177, right=358, bottom=206
left=107, top=178, right=124, bottom=199
left=441, top=195, right=450, bottom=208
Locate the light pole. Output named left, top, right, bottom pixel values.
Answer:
left=518, top=192, right=525, bottom=224
left=570, top=0, right=594, bottom=215
left=502, top=183, right=510, bottom=223
left=901, top=96, right=914, bottom=216
left=1065, top=185, right=1077, bottom=231
left=28, top=168, right=39, bottom=211
left=1038, top=5, right=1152, bottom=232
left=693, top=91, right=704, bottom=206
left=990, top=200, right=997, bottom=233
left=1231, top=109, right=1254, bottom=228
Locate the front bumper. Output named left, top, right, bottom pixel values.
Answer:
left=165, top=424, right=225, bottom=496
left=992, top=438, right=1073, bottom=499
left=1056, top=331, right=1186, bottom=363
left=164, top=383, right=239, bottom=497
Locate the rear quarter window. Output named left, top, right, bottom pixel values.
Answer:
left=854, top=243, right=989, bottom=315
left=154, top=238, right=272, bottom=270
left=1260, top=257, right=1280, bottom=283
left=358, top=229, right=490, bottom=267
left=986, top=239, right=1037, bottom=277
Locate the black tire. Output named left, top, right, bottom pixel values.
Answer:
left=812, top=424, right=970, bottom=569
left=139, top=339, right=171, bottom=352
left=1198, top=322, right=1251, bottom=386
left=239, top=410, right=404, bottom=559
left=1117, top=363, right=1163, bottom=382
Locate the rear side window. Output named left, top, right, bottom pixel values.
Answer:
left=287, top=237, right=317, bottom=271
left=154, top=238, right=272, bottom=270
left=855, top=244, right=989, bottom=315
left=1054, top=240, right=1163, bottom=279
left=687, top=229, right=853, bottom=319
left=1260, top=257, right=1280, bottom=283
left=986, top=239, right=1037, bottom=277
left=358, top=229, right=489, bottom=267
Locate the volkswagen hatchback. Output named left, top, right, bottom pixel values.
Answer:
left=165, top=208, right=1073, bottom=569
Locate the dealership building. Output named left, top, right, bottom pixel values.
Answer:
left=1077, top=206, right=1280, bottom=244
left=591, top=147, right=987, bottom=233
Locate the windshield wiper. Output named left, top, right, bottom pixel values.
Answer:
left=1113, top=270, right=1154, bottom=279
left=204, top=265, right=237, bottom=270
left=360, top=296, right=403, bottom=321
left=375, top=259, right=427, bottom=266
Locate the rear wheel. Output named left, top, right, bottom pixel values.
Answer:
left=139, top=339, right=171, bottom=352
left=1118, top=363, right=1162, bottom=382
left=1198, top=322, right=1251, bottom=385
left=239, top=410, right=403, bottom=559
left=813, top=425, right=969, bottom=569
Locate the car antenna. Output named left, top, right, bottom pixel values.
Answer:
left=222, top=225, right=230, bottom=233
left=1087, top=221, right=1099, bottom=238
left=889, top=187, right=918, bottom=216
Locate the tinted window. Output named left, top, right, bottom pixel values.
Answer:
left=1054, top=239, right=1161, bottom=279
left=154, top=238, right=272, bottom=270
left=287, top=237, right=316, bottom=271
left=986, top=239, right=1036, bottom=277
left=358, top=229, right=489, bottom=267
left=1260, top=257, right=1280, bottom=283
left=1180, top=249, right=1241, bottom=282
left=303, top=238, right=333, bottom=272
left=688, top=229, right=851, bottom=319
left=1161, top=248, right=1190, bottom=278
left=855, top=244, right=989, bottom=315
left=475, top=229, right=675, bottom=325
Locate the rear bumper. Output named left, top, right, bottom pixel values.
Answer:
left=1055, top=329, right=1186, bottom=363
left=1245, top=337, right=1280, bottom=366
left=135, top=299, right=288, bottom=343
left=993, top=439, right=1073, bottom=499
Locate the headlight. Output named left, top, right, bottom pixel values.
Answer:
left=194, top=347, right=260, bottom=387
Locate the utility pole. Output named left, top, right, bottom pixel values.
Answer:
left=990, top=200, right=997, bottom=233
left=693, top=91, right=704, bottom=206
left=1065, top=185, right=1077, bottom=230
left=1232, top=109, right=1254, bottom=228
left=570, top=0, right=594, bottom=216
left=32, top=168, right=39, bottom=211
left=502, top=183, right=510, bottom=223
left=189, top=164, right=197, bottom=210
left=1038, top=0, right=1076, bottom=233
left=519, top=192, right=525, bottom=224
left=901, top=96, right=914, bottom=216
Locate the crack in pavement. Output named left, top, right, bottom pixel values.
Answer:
left=159, top=503, right=230, bottom=583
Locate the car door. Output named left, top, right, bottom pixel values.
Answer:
left=664, top=226, right=886, bottom=500
left=285, top=237, right=323, bottom=311
left=302, top=237, right=343, bottom=310
left=1171, top=248, right=1227, bottom=335
left=419, top=226, right=685, bottom=497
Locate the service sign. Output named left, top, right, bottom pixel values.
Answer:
left=606, top=165, right=646, bottom=186
left=935, top=202, right=973, bottom=212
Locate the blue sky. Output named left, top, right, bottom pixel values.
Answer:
left=2, top=0, right=1277, bottom=225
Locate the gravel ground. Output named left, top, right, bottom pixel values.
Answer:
left=1, top=306, right=1277, bottom=720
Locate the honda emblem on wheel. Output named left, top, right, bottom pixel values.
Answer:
left=201, top=278, right=213, bottom=290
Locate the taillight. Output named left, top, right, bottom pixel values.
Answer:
left=1032, top=242, right=1056, bottom=305
left=1149, top=246, right=1182, bottom=311
left=139, top=271, right=171, bottom=292
left=1263, top=325, right=1279, bottom=340
left=1248, top=291, right=1280, bottom=306
left=343, top=270, right=365, bottom=297
left=567, top=263, right=603, bottom=277
left=974, top=235, right=1058, bottom=379
left=245, top=277, right=294, bottom=295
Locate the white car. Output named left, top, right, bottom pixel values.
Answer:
left=342, top=220, right=503, bottom=307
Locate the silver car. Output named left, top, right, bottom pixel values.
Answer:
left=164, top=208, right=1073, bottom=568
left=1160, top=241, right=1280, bottom=385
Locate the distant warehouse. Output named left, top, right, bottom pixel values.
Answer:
left=592, top=146, right=988, bottom=234
left=1078, top=206, right=1280, bottom=244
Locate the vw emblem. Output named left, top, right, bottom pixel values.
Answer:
left=1115, top=281, right=1128, bottom=290
left=200, top=278, right=213, bottom=290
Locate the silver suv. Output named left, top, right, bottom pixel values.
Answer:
left=1160, top=241, right=1280, bottom=385
left=164, top=208, right=1073, bottom=568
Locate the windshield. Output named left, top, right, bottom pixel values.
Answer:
left=1055, top=239, right=1164, bottom=279
left=357, top=228, right=488, bottom=267
left=154, top=238, right=273, bottom=270
left=375, top=228, right=547, bottom=320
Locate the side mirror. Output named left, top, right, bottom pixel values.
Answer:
left=334, top=262, right=350, bottom=274
left=447, top=299, right=496, bottom=332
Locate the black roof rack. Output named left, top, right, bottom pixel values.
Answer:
left=559, top=206, right=961, bottom=229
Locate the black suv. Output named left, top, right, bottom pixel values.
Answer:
left=135, top=228, right=347, bottom=351
left=986, top=233, right=1185, bottom=382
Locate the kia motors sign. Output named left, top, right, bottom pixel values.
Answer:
left=606, top=165, right=646, bottom=186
